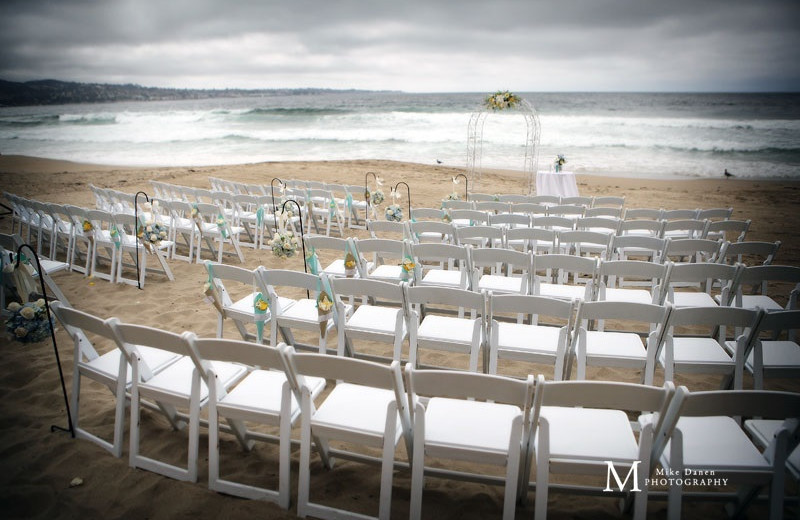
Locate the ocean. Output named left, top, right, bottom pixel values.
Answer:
left=1, top=92, right=798, bottom=180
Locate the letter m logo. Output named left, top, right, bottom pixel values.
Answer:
left=604, top=460, right=641, bottom=492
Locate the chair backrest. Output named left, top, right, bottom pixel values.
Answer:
left=404, top=284, right=485, bottom=312
left=407, top=366, right=534, bottom=409
left=598, top=260, right=671, bottom=298
left=661, top=209, right=699, bottom=221
left=660, top=238, right=723, bottom=263
left=719, top=240, right=779, bottom=266
left=662, top=219, right=709, bottom=239
left=50, top=301, right=114, bottom=362
left=454, top=225, right=504, bottom=247
left=411, top=242, right=470, bottom=265
left=533, top=254, right=598, bottom=280
left=498, top=194, right=530, bottom=203
left=470, top=247, right=531, bottom=284
left=619, top=218, right=664, bottom=237
left=367, top=219, right=407, bottom=239
left=530, top=195, right=560, bottom=205
left=697, top=207, right=733, bottom=221
left=505, top=227, right=556, bottom=252
left=468, top=193, right=498, bottom=202
left=441, top=199, right=474, bottom=210
left=750, top=309, right=800, bottom=341
left=411, top=207, right=445, bottom=221
left=575, top=300, right=670, bottom=329
left=205, top=260, right=256, bottom=286
left=509, top=202, right=548, bottom=216
left=593, top=196, right=625, bottom=208
left=584, top=207, right=623, bottom=218
left=560, top=196, right=593, bottom=207
left=535, top=377, right=672, bottom=416
left=531, top=215, right=574, bottom=231
left=488, top=293, right=576, bottom=325
left=624, top=208, right=662, bottom=220
left=488, top=212, right=531, bottom=228
left=547, top=204, right=585, bottom=218
left=330, top=276, right=406, bottom=306
left=556, top=230, right=612, bottom=257
left=259, top=268, right=323, bottom=294
left=610, top=235, right=668, bottom=261
left=705, top=219, right=751, bottom=242
left=474, top=201, right=511, bottom=214
left=408, top=220, right=456, bottom=243
left=450, top=209, right=489, bottom=226
left=187, top=334, right=285, bottom=385
left=662, top=262, right=741, bottom=304
left=576, top=217, right=621, bottom=234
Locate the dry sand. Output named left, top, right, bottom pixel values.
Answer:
left=0, top=154, right=798, bottom=519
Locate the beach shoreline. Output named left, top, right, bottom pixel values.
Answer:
left=1, top=153, right=799, bottom=519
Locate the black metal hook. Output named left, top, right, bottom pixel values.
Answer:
left=14, top=244, right=74, bottom=438
left=393, top=181, right=412, bottom=220
left=270, top=177, right=285, bottom=230
left=279, top=199, right=309, bottom=298
left=454, top=173, right=469, bottom=200
left=364, top=171, right=378, bottom=221
left=133, top=191, right=149, bottom=290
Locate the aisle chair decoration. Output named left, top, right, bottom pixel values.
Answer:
left=385, top=186, right=404, bottom=222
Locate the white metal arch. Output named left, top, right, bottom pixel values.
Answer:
left=466, top=98, right=541, bottom=194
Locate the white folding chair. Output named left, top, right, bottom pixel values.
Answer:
left=204, top=261, right=290, bottom=344
left=661, top=219, right=709, bottom=240
left=449, top=208, right=489, bottom=228
left=732, top=264, right=800, bottom=312
left=475, top=200, right=512, bottom=214
left=610, top=234, right=669, bottom=263
left=352, top=238, right=409, bottom=283
left=471, top=247, right=532, bottom=296
left=407, top=366, right=534, bottom=520
left=259, top=268, right=350, bottom=354
left=532, top=377, right=674, bottom=520
left=556, top=229, right=612, bottom=260
left=739, top=309, right=800, bottom=389
left=304, top=235, right=368, bottom=278
left=367, top=219, right=407, bottom=240
left=659, top=238, right=723, bottom=264
left=50, top=302, right=180, bottom=458
left=661, top=262, right=741, bottom=309
left=109, top=321, right=248, bottom=482
left=487, top=293, right=576, bottom=380
left=568, top=300, right=670, bottom=383
left=330, top=277, right=408, bottom=362
left=705, top=219, right=751, bottom=243
left=505, top=227, right=557, bottom=255
left=410, top=242, right=472, bottom=290
left=112, top=212, right=174, bottom=287
left=597, top=260, right=672, bottom=305
left=185, top=336, right=325, bottom=507
left=653, top=387, right=800, bottom=520
left=62, top=205, right=93, bottom=275
left=455, top=225, right=504, bottom=248
left=85, top=209, right=119, bottom=283
left=193, top=201, right=245, bottom=263
left=305, top=188, right=345, bottom=236
left=718, top=240, right=780, bottom=266
left=624, top=208, right=663, bottom=220
left=531, top=254, right=598, bottom=302
left=286, top=349, right=411, bottom=520
left=408, top=220, right=456, bottom=244
left=404, top=284, right=486, bottom=372
left=655, top=306, right=762, bottom=389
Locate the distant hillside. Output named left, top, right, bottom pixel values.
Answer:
left=0, top=79, right=375, bottom=106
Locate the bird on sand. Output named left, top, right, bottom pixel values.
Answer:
left=724, top=169, right=734, bottom=178
left=436, top=159, right=443, bottom=164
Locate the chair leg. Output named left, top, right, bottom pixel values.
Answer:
left=297, top=391, right=313, bottom=518
left=278, top=409, right=292, bottom=509
left=534, top=421, right=550, bottom=520
left=378, top=411, right=397, bottom=520
left=409, top=406, right=426, bottom=520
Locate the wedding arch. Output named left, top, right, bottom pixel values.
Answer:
left=466, top=91, right=541, bottom=194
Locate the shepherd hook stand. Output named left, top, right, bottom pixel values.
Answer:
left=280, top=199, right=310, bottom=299
left=454, top=173, right=469, bottom=200
left=15, top=244, right=74, bottom=437
left=133, top=191, right=149, bottom=290
left=394, top=181, right=412, bottom=220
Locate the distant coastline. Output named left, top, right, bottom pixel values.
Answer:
left=0, top=78, right=393, bottom=107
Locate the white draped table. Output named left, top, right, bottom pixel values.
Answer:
left=536, top=170, right=579, bottom=198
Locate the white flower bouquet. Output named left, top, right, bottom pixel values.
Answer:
left=554, top=154, right=567, bottom=172
left=485, top=90, right=520, bottom=111
left=269, top=231, right=299, bottom=258
left=5, top=299, right=53, bottom=344
left=371, top=189, right=385, bottom=206
left=385, top=204, right=403, bottom=222
left=137, top=221, right=168, bottom=250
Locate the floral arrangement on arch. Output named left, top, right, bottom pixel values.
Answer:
left=6, top=299, right=53, bottom=344
left=485, top=90, right=521, bottom=111
left=269, top=230, right=299, bottom=259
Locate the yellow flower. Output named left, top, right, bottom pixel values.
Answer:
left=82, top=220, right=93, bottom=232
left=35, top=299, right=45, bottom=308
left=402, top=259, right=415, bottom=272
left=15, top=327, right=28, bottom=338
left=20, top=306, right=36, bottom=320
left=7, top=302, right=21, bottom=311
left=255, top=297, right=269, bottom=312
left=317, top=293, right=333, bottom=313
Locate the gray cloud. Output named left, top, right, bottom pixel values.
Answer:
left=1, top=0, right=798, bottom=91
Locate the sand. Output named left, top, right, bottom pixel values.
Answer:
left=0, top=154, right=798, bottom=519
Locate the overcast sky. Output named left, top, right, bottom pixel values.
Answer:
left=1, top=0, right=798, bottom=92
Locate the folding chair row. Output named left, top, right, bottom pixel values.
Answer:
left=50, top=301, right=799, bottom=520
left=467, top=193, right=626, bottom=209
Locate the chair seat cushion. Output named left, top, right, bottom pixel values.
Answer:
left=602, top=287, right=654, bottom=305
left=421, top=269, right=464, bottom=288
left=738, top=295, right=782, bottom=311
left=418, top=315, right=477, bottom=345
left=584, top=331, right=646, bottom=362
left=496, top=323, right=562, bottom=354
left=141, top=357, right=246, bottom=402
left=538, top=406, right=639, bottom=462
left=219, top=370, right=325, bottom=417
left=663, top=416, right=770, bottom=471
left=662, top=337, right=734, bottom=366
left=672, top=292, right=718, bottom=308
left=347, top=305, right=404, bottom=335
left=280, top=299, right=320, bottom=322
left=425, top=397, right=521, bottom=456
left=478, top=274, right=525, bottom=294
left=312, top=383, right=400, bottom=439
left=538, top=282, right=587, bottom=301
left=369, top=264, right=404, bottom=281
left=746, top=340, right=800, bottom=370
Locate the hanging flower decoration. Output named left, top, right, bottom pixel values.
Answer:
left=485, top=90, right=520, bottom=111
left=371, top=190, right=385, bottom=206
left=82, top=219, right=94, bottom=234
left=385, top=187, right=403, bottom=221
left=269, top=230, right=299, bottom=259
left=5, top=299, right=54, bottom=344
left=344, top=251, right=358, bottom=277
left=443, top=176, right=461, bottom=201
left=137, top=221, right=168, bottom=251
left=401, top=256, right=416, bottom=281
